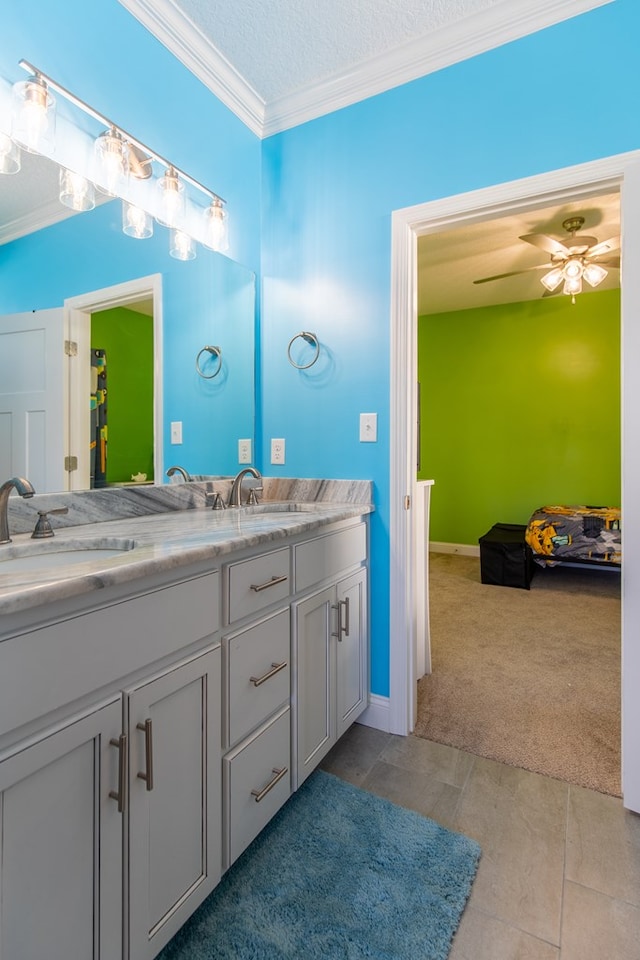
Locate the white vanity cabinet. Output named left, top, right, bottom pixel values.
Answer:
left=126, top=645, right=221, bottom=960
left=293, top=524, right=368, bottom=787
left=0, top=697, right=124, bottom=960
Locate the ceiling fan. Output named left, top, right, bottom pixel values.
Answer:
left=473, top=216, right=620, bottom=302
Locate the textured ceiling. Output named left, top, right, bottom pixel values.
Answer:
left=171, top=0, right=501, bottom=103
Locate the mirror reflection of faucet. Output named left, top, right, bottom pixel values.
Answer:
left=166, top=465, right=192, bottom=483
left=0, top=477, right=36, bottom=545
left=31, top=507, right=69, bottom=539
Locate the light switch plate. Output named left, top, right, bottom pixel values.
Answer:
left=271, top=438, right=285, bottom=464
left=359, top=413, right=377, bottom=442
left=170, top=421, right=183, bottom=444
left=238, top=439, right=252, bottom=463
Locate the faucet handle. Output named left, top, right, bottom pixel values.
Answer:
left=247, top=486, right=263, bottom=506
left=31, top=507, right=69, bottom=539
left=206, top=491, right=226, bottom=510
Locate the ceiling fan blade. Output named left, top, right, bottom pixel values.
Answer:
left=473, top=265, right=549, bottom=284
left=590, top=255, right=620, bottom=268
left=586, top=235, right=621, bottom=257
left=519, top=233, right=572, bottom=257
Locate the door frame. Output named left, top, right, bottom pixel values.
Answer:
left=389, top=150, right=639, bottom=805
left=65, top=274, right=163, bottom=490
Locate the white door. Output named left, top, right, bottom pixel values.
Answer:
left=0, top=308, right=66, bottom=492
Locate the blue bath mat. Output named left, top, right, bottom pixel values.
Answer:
left=157, top=770, right=481, bottom=959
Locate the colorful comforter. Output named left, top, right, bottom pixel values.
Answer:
left=525, top=505, right=621, bottom=566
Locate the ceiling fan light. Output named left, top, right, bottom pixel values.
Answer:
left=563, top=275, right=582, bottom=296
left=540, top=267, right=564, bottom=292
left=562, top=258, right=584, bottom=280
left=583, top=262, right=608, bottom=288
left=12, top=75, right=55, bottom=154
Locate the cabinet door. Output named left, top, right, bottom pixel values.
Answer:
left=336, top=569, right=368, bottom=739
left=294, top=585, right=336, bottom=787
left=127, top=646, right=221, bottom=960
left=0, top=698, right=123, bottom=960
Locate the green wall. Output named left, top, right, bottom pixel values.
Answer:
left=91, top=307, right=154, bottom=484
left=418, top=288, right=621, bottom=546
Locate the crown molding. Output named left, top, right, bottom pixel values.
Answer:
left=117, top=0, right=265, bottom=137
left=119, top=0, right=612, bottom=139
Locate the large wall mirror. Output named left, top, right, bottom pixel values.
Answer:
left=0, top=152, right=256, bottom=494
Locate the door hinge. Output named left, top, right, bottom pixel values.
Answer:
left=64, top=340, right=78, bottom=357
left=404, top=495, right=411, bottom=510
left=64, top=455, right=78, bottom=472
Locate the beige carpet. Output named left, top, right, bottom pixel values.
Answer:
left=414, top=552, right=621, bottom=796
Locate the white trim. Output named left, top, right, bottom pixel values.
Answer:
left=117, top=0, right=265, bottom=137
left=389, top=150, right=640, bottom=746
left=118, top=0, right=611, bottom=138
left=430, top=542, right=480, bottom=558
left=65, top=274, right=163, bottom=490
left=357, top=695, right=390, bottom=733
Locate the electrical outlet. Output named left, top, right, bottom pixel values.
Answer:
left=359, top=413, right=377, bottom=442
left=170, top=421, right=183, bottom=444
left=271, top=438, right=285, bottom=465
left=238, top=439, right=252, bottom=463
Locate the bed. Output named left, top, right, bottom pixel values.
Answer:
left=525, top=505, right=621, bottom=567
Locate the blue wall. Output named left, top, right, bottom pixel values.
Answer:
left=260, top=0, right=638, bottom=697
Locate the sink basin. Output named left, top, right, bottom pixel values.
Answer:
left=240, top=503, right=319, bottom=517
left=0, top=538, right=137, bottom=577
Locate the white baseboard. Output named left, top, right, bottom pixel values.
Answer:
left=358, top=694, right=391, bottom=732
left=430, top=541, right=480, bottom=558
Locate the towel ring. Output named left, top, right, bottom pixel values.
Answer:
left=287, top=331, right=320, bottom=369
left=196, top=345, right=222, bottom=379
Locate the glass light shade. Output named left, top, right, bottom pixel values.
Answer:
left=169, top=228, right=196, bottom=261
left=157, top=167, right=185, bottom=227
left=59, top=168, right=95, bottom=212
left=0, top=133, right=21, bottom=174
left=583, top=262, right=608, bottom=288
left=122, top=200, right=153, bottom=239
left=203, top=198, right=229, bottom=252
left=12, top=76, right=55, bottom=154
left=95, top=128, right=128, bottom=196
left=562, top=257, right=584, bottom=280
left=540, top=267, right=564, bottom=292
left=563, top=275, right=583, bottom=296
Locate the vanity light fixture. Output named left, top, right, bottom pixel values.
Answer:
left=11, top=71, right=55, bottom=154
left=169, top=227, right=196, bottom=261
left=94, top=126, right=128, bottom=196
left=122, top=200, right=153, bottom=239
left=157, top=165, right=185, bottom=227
left=59, top=167, right=95, bottom=212
left=203, top=197, right=228, bottom=252
left=0, top=131, right=20, bottom=174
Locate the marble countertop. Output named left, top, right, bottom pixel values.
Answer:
left=0, top=501, right=373, bottom=617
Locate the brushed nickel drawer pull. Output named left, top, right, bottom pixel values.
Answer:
left=136, top=719, right=154, bottom=791
left=250, top=661, right=288, bottom=687
left=250, top=574, right=288, bottom=593
left=109, top=734, right=127, bottom=813
left=342, top=596, right=350, bottom=638
left=251, top=766, right=288, bottom=803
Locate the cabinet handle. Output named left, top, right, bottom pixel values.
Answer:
left=250, top=661, right=288, bottom=687
left=251, top=766, right=288, bottom=803
left=136, top=719, right=154, bottom=791
left=250, top=574, right=288, bottom=593
left=109, top=734, right=127, bottom=813
left=341, top=597, right=350, bottom=638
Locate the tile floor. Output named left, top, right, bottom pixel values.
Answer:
left=319, top=723, right=640, bottom=960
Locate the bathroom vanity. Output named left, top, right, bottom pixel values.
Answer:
left=0, top=487, right=371, bottom=960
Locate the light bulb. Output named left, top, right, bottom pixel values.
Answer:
left=59, top=168, right=95, bottom=212
left=562, top=258, right=584, bottom=280
left=0, top=132, right=21, bottom=174
left=95, top=127, right=128, bottom=196
left=583, top=262, right=608, bottom=288
left=12, top=76, right=55, bottom=154
left=203, top=198, right=228, bottom=252
left=157, top=166, right=184, bottom=227
left=122, top=200, right=153, bottom=239
left=540, top=267, right=564, bottom=292
left=563, top=275, right=582, bottom=296
left=169, top=228, right=196, bottom=261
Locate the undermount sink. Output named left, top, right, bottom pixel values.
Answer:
left=240, top=503, right=319, bottom=516
left=0, top=538, right=137, bottom=577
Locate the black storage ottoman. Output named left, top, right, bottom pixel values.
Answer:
left=479, top=523, right=536, bottom=590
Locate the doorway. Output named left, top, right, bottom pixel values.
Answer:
left=388, top=150, right=640, bottom=812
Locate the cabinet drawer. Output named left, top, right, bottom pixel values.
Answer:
left=294, top=523, right=366, bottom=592
left=225, top=609, right=290, bottom=748
left=223, top=706, right=291, bottom=868
left=227, top=548, right=290, bottom=623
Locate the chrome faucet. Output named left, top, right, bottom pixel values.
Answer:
left=166, top=465, right=192, bottom=482
left=228, top=467, right=262, bottom=507
left=0, top=477, right=36, bottom=545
